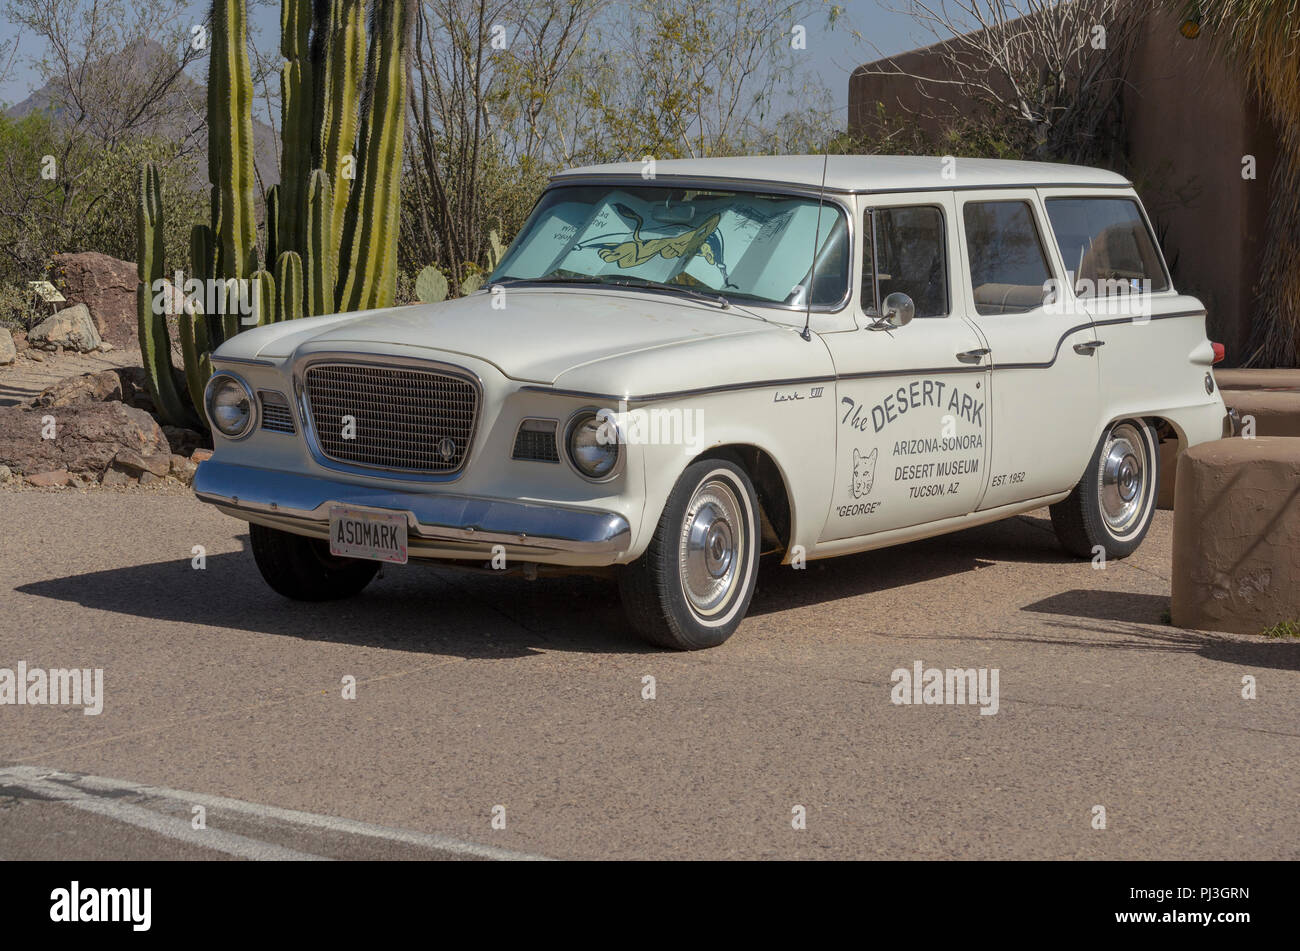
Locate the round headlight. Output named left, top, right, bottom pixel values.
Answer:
left=566, top=411, right=620, bottom=480
left=204, top=373, right=255, bottom=438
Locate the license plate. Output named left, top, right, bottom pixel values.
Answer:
left=329, top=506, right=408, bottom=564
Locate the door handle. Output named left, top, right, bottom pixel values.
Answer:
left=1072, top=340, right=1105, bottom=355
left=956, top=348, right=990, bottom=361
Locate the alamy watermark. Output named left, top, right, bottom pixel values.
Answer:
left=0, top=662, right=103, bottom=715
left=596, top=400, right=705, bottom=455
left=890, top=660, right=999, bottom=715
left=1044, top=277, right=1154, bottom=320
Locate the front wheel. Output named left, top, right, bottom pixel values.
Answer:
left=619, top=458, right=761, bottom=650
left=1050, top=418, right=1160, bottom=560
left=249, top=523, right=381, bottom=601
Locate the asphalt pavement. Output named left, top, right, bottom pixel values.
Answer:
left=1, top=485, right=1296, bottom=859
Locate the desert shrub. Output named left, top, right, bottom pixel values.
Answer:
left=0, top=282, right=41, bottom=333
left=0, top=112, right=202, bottom=287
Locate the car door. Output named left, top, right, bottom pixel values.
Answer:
left=1037, top=189, right=1198, bottom=420
left=953, top=191, right=1101, bottom=511
left=820, top=192, right=991, bottom=543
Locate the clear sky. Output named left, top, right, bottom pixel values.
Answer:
left=0, top=0, right=931, bottom=124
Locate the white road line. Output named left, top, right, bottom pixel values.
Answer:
left=0, top=769, right=327, bottom=861
left=0, top=766, right=550, bottom=861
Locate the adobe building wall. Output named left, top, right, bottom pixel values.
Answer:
left=847, top=9, right=1277, bottom=366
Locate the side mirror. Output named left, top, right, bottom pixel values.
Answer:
left=868, top=292, right=915, bottom=330
left=882, top=292, right=915, bottom=327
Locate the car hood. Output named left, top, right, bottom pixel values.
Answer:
left=222, top=286, right=774, bottom=384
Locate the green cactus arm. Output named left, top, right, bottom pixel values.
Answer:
left=278, top=59, right=310, bottom=257
left=210, top=0, right=258, bottom=279
left=305, top=168, right=336, bottom=316
left=190, top=223, right=214, bottom=283
left=178, top=296, right=212, bottom=427
left=265, top=184, right=280, bottom=268
left=275, top=250, right=305, bottom=322
left=252, top=268, right=276, bottom=326
left=316, top=0, right=367, bottom=298
left=136, top=162, right=193, bottom=429
left=219, top=278, right=250, bottom=341
left=338, top=0, right=412, bottom=312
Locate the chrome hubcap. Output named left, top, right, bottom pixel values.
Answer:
left=1099, top=423, right=1148, bottom=535
left=680, top=478, right=745, bottom=617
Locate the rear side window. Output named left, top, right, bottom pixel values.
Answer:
left=963, top=201, right=1052, bottom=316
left=1045, top=197, right=1169, bottom=295
left=863, top=205, right=949, bottom=318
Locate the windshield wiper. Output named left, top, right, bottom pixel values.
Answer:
left=600, top=276, right=730, bottom=309
left=495, top=273, right=730, bottom=308
left=494, top=274, right=608, bottom=286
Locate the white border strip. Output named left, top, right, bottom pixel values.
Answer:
left=0, top=766, right=550, bottom=861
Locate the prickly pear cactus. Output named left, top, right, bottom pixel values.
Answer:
left=415, top=266, right=448, bottom=303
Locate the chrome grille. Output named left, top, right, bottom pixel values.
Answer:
left=303, top=363, right=477, bottom=474
left=259, top=390, right=296, bottom=434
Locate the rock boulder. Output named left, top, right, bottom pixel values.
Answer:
left=54, top=251, right=138, bottom=347
left=0, top=400, right=170, bottom=477
left=27, top=303, right=103, bottom=353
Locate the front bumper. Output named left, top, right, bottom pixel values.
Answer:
left=194, top=459, right=632, bottom=564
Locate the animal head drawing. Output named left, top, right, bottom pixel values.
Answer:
left=851, top=447, right=877, bottom=499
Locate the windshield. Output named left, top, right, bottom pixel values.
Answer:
left=489, top=183, right=850, bottom=307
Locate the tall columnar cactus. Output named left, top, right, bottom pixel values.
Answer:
left=177, top=298, right=212, bottom=420
left=278, top=0, right=313, bottom=258
left=136, top=0, right=414, bottom=430
left=315, top=0, right=367, bottom=285
left=265, top=185, right=280, bottom=269
left=305, top=168, right=335, bottom=316
left=338, top=0, right=411, bottom=312
left=189, top=223, right=224, bottom=348
left=136, top=162, right=193, bottom=429
left=276, top=251, right=304, bottom=322
left=210, top=0, right=258, bottom=280
left=252, top=268, right=276, bottom=326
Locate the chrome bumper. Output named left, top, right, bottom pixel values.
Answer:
left=193, top=460, right=631, bottom=562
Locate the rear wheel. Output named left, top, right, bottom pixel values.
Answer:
left=249, top=523, right=380, bottom=601
left=619, top=458, right=760, bottom=650
left=1050, top=418, right=1159, bottom=560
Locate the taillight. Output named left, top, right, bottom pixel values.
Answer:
left=1211, top=341, right=1225, bottom=364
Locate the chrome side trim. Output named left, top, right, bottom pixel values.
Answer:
left=211, top=356, right=277, bottom=368
left=193, top=460, right=631, bottom=557
left=515, top=310, right=1208, bottom=405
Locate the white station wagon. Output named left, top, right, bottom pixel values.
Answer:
left=195, top=156, right=1230, bottom=649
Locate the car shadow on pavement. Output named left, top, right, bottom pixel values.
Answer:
left=15, top=549, right=649, bottom=659
left=748, top=513, right=1077, bottom=618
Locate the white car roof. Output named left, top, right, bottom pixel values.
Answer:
left=552, top=155, right=1132, bottom=193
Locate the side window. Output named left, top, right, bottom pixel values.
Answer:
left=1045, top=197, right=1170, bottom=295
left=863, top=205, right=948, bottom=318
left=963, top=201, right=1052, bottom=316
